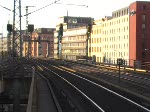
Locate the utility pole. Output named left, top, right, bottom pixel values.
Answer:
left=12, top=0, right=22, bottom=58
left=58, top=24, right=63, bottom=59
left=2, top=26, right=3, bottom=61
left=25, top=6, right=35, bottom=57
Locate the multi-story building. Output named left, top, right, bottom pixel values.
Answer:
left=91, top=8, right=129, bottom=64
left=0, top=37, right=8, bottom=52
left=31, top=28, right=55, bottom=57
left=58, top=16, right=94, bottom=29
left=129, top=1, right=150, bottom=66
left=62, top=27, right=87, bottom=60
left=0, top=36, right=9, bottom=59
left=54, top=16, right=94, bottom=59
left=90, top=1, right=150, bottom=67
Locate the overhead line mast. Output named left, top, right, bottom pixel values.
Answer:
left=25, top=6, right=35, bottom=57
left=12, top=0, right=22, bottom=57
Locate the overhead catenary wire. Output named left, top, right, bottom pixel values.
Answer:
left=0, top=5, right=13, bottom=12
left=22, top=0, right=61, bottom=17
left=55, top=3, right=88, bottom=8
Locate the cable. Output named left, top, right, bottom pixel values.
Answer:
left=55, top=3, right=88, bottom=7
left=22, top=0, right=61, bottom=17
left=0, top=5, right=13, bottom=11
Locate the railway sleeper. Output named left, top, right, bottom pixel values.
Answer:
left=49, top=80, right=79, bottom=112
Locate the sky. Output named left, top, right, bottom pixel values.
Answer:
left=0, top=0, right=149, bottom=36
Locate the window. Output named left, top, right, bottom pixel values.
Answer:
left=142, top=24, right=146, bottom=30
left=97, top=38, right=99, bottom=43
left=97, top=47, right=99, bottom=52
left=127, top=9, right=129, bottom=14
left=142, top=15, right=146, bottom=22
left=142, top=34, right=145, bottom=39
left=143, top=5, right=146, bottom=10
left=142, top=52, right=145, bottom=58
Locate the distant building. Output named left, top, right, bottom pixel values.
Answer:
left=30, top=28, right=55, bottom=57
left=0, top=37, right=8, bottom=52
left=0, top=36, right=9, bottom=59
left=57, top=16, right=94, bottom=30
left=61, top=27, right=87, bottom=60
left=54, top=16, right=94, bottom=59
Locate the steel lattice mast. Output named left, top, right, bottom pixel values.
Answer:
left=12, top=0, right=22, bottom=57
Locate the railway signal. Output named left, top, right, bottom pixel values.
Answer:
left=117, top=58, right=124, bottom=82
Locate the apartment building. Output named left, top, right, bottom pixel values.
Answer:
left=91, top=7, right=129, bottom=64
left=90, top=1, right=150, bottom=67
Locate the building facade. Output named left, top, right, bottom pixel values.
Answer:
left=30, top=28, right=55, bottom=57
left=0, top=37, right=8, bottom=56
left=54, top=16, right=94, bottom=59
left=90, top=1, right=150, bottom=67
left=62, top=27, right=87, bottom=60
left=91, top=8, right=129, bottom=64
left=129, top=1, right=150, bottom=66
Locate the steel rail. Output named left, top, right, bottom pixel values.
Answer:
left=37, top=59, right=150, bottom=112
left=34, top=60, right=105, bottom=112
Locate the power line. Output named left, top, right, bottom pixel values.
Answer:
left=55, top=3, right=88, bottom=7
left=22, top=0, right=61, bottom=17
left=0, top=5, right=13, bottom=12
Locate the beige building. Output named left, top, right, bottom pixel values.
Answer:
left=54, top=16, right=93, bottom=59
left=62, top=27, right=87, bottom=60
left=54, top=26, right=87, bottom=60
left=90, top=7, right=129, bottom=65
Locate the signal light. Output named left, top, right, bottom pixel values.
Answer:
left=28, top=24, right=34, bottom=32
left=7, top=24, right=13, bottom=32
left=87, top=24, right=92, bottom=35
left=59, top=23, right=63, bottom=36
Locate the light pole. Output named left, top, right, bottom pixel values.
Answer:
left=144, top=49, right=150, bottom=70
left=114, top=50, right=125, bottom=83
left=0, top=32, right=2, bottom=62
left=114, top=50, right=125, bottom=65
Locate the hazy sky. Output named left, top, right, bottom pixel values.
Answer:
left=0, top=0, right=149, bottom=36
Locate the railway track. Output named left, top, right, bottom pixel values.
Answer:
left=68, top=62, right=150, bottom=86
left=32, top=58, right=150, bottom=112
left=57, top=60, right=150, bottom=102
left=60, top=60, right=150, bottom=87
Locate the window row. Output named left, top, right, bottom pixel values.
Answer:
left=67, top=36, right=86, bottom=40
left=103, top=26, right=129, bottom=35
left=103, top=35, right=129, bottom=42
left=63, top=49, right=86, bottom=54
left=104, top=52, right=128, bottom=58
left=113, top=8, right=129, bottom=18
left=103, top=43, right=129, bottom=49
left=91, top=38, right=101, bottom=43
left=62, top=42, right=86, bottom=47
left=91, top=47, right=101, bottom=52
left=104, top=18, right=129, bottom=27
